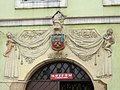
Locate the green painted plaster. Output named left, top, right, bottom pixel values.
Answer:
left=0, top=0, right=120, bottom=90
left=0, top=0, right=120, bottom=19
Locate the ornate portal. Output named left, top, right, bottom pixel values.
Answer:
left=3, top=11, right=115, bottom=80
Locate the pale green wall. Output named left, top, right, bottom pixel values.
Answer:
left=0, top=0, right=120, bottom=90
left=0, top=0, right=120, bottom=19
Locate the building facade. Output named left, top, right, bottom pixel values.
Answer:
left=0, top=0, right=120, bottom=90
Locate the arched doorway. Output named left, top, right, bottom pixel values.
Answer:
left=26, top=61, right=94, bottom=90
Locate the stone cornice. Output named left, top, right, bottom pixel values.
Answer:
left=0, top=16, right=120, bottom=26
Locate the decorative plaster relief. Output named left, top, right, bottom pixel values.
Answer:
left=17, top=30, right=51, bottom=64
left=67, top=28, right=115, bottom=78
left=3, top=32, right=18, bottom=78
left=96, top=29, right=115, bottom=78
left=3, top=28, right=115, bottom=79
left=67, top=29, right=103, bottom=61
left=2, top=11, right=115, bottom=80
left=103, top=28, right=115, bottom=57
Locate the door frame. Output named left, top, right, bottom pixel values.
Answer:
left=10, top=59, right=107, bottom=90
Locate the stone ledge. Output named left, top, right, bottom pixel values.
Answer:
left=0, top=16, right=120, bottom=26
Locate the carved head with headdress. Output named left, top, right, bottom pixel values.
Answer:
left=52, top=11, right=64, bottom=34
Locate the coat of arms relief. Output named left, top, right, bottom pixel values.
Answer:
left=2, top=11, right=115, bottom=80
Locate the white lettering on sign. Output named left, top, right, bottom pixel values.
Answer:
left=50, top=73, right=73, bottom=80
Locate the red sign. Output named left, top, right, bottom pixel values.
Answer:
left=50, top=73, right=73, bottom=80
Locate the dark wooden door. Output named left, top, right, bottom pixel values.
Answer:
left=26, top=81, right=59, bottom=90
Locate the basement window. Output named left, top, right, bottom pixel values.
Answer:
left=15, top=0, right=67, bottom=8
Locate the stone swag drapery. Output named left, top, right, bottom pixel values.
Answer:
left=4, top=29, right=113, bottom=78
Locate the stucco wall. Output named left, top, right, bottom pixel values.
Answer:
left=0, top=0, right=120, bottom=90
left=0, top=0, right=120, bottom=19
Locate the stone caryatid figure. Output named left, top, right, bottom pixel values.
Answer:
left=103, top=28, right=115, bottom=57
left=3, top=32, right=18, bottom=78
left=96, top=28, right=115, bottom=78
